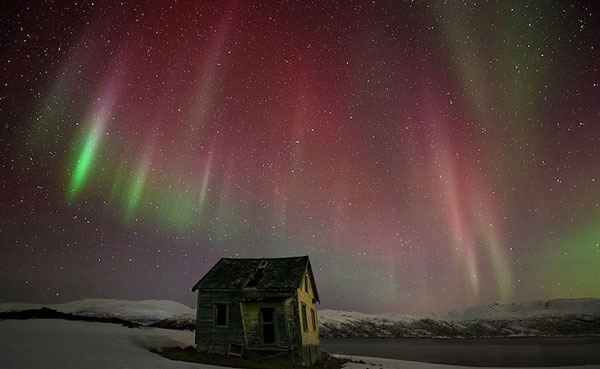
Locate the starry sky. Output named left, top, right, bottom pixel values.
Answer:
left=1, top=0, right=599, bottom=314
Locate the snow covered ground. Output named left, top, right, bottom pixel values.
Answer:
left=0, top=319, right=206, bottom=369
left=0, top=298, right=194, bottom=324
left=0, top=319, right=596, bottom=369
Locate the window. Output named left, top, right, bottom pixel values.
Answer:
left=215, top=303, right=228, bottom=327
left=304, top=274, right=309, bottom=293
left=261, top=307, right=276, bottom=344
left=311, top=308, right=317, bottom=331
left=301, top=303, right=308, bottom=332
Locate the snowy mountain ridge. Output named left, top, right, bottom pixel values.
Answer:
left=318, top=298, right=600, bottom=338
left=320, top=297, right=600, bottom=324
left=1, top=297, right=599, bottom=337
left=151, top=298, right=600, bottom=338
left=438, top=298, right=600, bottom=321
left=0, top=298, right=194, bottom=324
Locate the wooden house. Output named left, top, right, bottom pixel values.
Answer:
left=191, top=256, right=321, bottom=365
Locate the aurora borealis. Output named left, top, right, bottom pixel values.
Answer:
left=1, top=1, right=599, bottom=314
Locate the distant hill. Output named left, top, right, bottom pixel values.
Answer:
left=151, top=312, right=196, bottom=330
left=0, top=298, right=193, bottom=325
left=318, top=298, right=600, bottom=338
left=0, top=307, right=140, bottom=327
left=437, top=298, right=600, bottom=321
left=2, top=297, right=599, bottom=338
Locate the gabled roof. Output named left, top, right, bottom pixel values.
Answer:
left=191, top=256, right=319, bottom=302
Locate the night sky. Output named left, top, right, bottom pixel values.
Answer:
left=1, top=1, right=599, bottom=314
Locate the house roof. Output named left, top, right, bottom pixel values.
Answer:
left=191, top=256, right=319, bottom=302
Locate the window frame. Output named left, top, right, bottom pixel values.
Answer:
left=214, top=303, right=229, bottom=328
left=301, top=303, right=309, bottom=332
left=311, top=307, right=317, bottom=331
left=260, top=307, right=277, bottom=345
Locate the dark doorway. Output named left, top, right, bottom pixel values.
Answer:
left=261, top=308, right=276, bottom=344
left=215, top=303, right=228, bottom=326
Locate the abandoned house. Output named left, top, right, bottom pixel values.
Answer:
left=191, top=256, right=321, bottom=365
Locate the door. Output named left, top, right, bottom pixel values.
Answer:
left=261, top=307, right=276, bottom=344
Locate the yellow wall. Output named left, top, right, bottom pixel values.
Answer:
left=297, top=267, right=320, bottom=345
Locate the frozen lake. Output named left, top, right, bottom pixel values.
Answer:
left=321, top=337, right=600, bottom=367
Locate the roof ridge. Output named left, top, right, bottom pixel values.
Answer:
left=219, top=256, right=308, bottom=261
left=191, top=256, right=311, bottom=293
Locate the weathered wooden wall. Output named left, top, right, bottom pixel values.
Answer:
left=240, top=300, right=292, bottom=348
left=195, top=290, right=304, bottom=355
left=195, top=291, right=246, bottom=353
